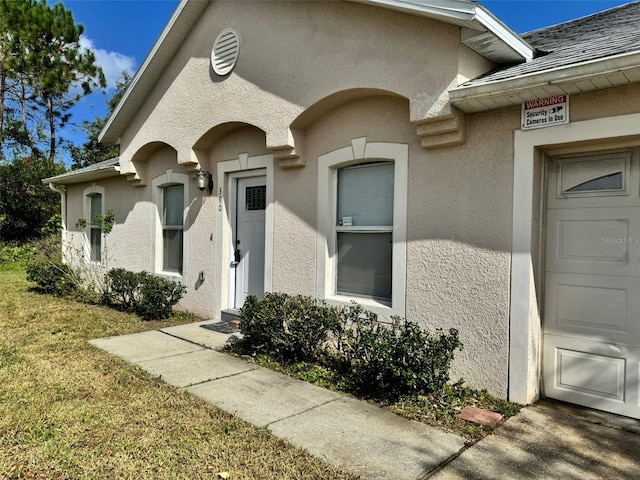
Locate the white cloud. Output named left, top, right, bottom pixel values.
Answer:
left=79, top=35, right=136, bottom=90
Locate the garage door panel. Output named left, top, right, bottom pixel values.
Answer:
left=545, top=273, right=640, bottom=346
left=544, top=335, right=640, bottom=418
left=556, top=348, right=625, bottom=401
left=545, top=150, right=640, bottom=419
left=546, top=207, right=640, bottom=276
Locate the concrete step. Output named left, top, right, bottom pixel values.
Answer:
left=221, top=309, right=241, bottom=324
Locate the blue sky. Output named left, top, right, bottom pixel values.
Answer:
left=60, top=0, right=633, bottom=164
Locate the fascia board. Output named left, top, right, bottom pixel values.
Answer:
left=356, top=0, right=477, bottom=22
left=450, top=50, right=640, bottom=109
left=473, top=5, right=535, bottom=61
left=43, top=164, right=121, bottom=186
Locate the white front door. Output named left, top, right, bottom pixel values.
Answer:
left=233, top=176, right=266, bottom=308
left=544, top=150, right=640, bottom=419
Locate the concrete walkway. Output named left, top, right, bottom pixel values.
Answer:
left=90, top=321, right=466, bottom=480
left=90, top=321, right=640, bottom=480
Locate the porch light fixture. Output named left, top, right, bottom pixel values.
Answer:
left=197, top=168, right=214, bottom=195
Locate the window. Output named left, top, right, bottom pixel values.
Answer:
left=336, top=163, right=393, bottom=301
left=89, top=194, right=102, bottom=262
left=152, top=170, right=189, bottom=277
left=162, top=185, right=184, bottom=274
left=82, top=185, right=105, bottom=264
left=317, top=138, right=407, bottom=317
left=556, top=152, right=630, bottom=198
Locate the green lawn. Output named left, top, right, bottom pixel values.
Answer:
left=0, top=270, right=358, bottom=480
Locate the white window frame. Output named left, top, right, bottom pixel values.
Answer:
left=317, top=138, right=407, bottom=318
left=152, top=169, right=189, bottom=279
left=82, top=185, right=105, bottom=265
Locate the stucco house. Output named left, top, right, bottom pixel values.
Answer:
left=45, top=0, right=640, bottom=419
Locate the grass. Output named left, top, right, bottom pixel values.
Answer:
left=249, top=355, right=521, bottom=442
left=0, top=270, right=359, bottom=480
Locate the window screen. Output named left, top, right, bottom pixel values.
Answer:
left=163, top=185, right=184, bottom=227
left=89, top=194, right=102, bottom=262
left=336, top=162, right=394, bottom=302
left=337, top=232, right=392, bottom=300
left=163, top=185, right=184, bottom=273
left=90, top=194, right=102, bottom=225
left=337, top=163, right=394, bottom=226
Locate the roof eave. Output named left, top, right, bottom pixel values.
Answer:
left=357, top=1, right=534, bottom=63
left=99, top=0, right=208, bottom=144
left=44, top=164, right=121, bottom=186
left=449, top=50, right=640, bottom=113
left=471, top=5, right=535, bottom=62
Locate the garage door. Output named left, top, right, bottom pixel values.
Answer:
left=544, top=149, right=640, bottom=419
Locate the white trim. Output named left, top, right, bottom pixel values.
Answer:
left=151, top=169, right=190, bottom=281
left=215, top=154, right=274, bottom=314
left=510, top=112, right=640, bottom=405
left=82, top=184, right=106, bottom=265
left=316, top=138, right=408, bottom=319
left=451, top=51, right=640, bottom=112
left=474, top=5, right=534, bottom=61
left=99, top=0, right=189, bottom=143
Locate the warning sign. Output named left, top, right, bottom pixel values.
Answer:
left=522, top=95, right=569, bottom=130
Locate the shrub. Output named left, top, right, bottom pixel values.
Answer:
left=239, top=293, right=338, bottom=361
left=236, top=293, right=463, bottom=401
left=26, top=261, right=75, bottom=296
left=31, top=235, right=62, bottom=263
left=0, top=243, right=36, bottom=271
left=105, top=268, right=186, bottom=320
left=345, top=317, right=462, bottom=400
left=105, top=268, right=142, bottom=310
left=135, top=274, right=186, bottom=320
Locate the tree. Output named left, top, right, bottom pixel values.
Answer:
left=0, top=0, right=106, bottom=163
left=0, top=156, right=65, bottom=242
left=70, top=71, right=132, bottom=169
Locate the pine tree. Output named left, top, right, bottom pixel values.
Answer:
left=0, top=0, right=106, bottom=163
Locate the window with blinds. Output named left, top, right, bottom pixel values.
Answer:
left=336, top=162, right=393, bottom=302
left=89, top=194, right=102, bottom=262
left=163, top=185, right=184, bottom=273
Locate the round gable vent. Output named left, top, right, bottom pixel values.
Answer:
left=211, top=28, right=240, bottom=76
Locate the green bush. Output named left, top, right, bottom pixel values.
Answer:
left=31, top=235, right=62, bottom=263
left=105, top=268, right=141, bottom=310
left=0, top=243, right=36, bottom=271
left=135, top=274, right=186, bottom=321
left=106, top=268, right=186, bottom=320
left=345, top=317, right=462, bottom=400
left=25, top=261, right=75, bottom=296
left=240, top=293, right=339, bottom=361
left=237, top=293, right=463, bottom=401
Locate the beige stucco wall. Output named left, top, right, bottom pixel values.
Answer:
left=62, top=0, right=512, bottom=395
left=63, top=147, right=220, bottom=319
left=406, top=106, right=519, bottom=397
left=57, top=0, right=640, bottom=399
left=64, top=177, right=152, bottom=274
left=116, top=0, right=492, bottom=175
